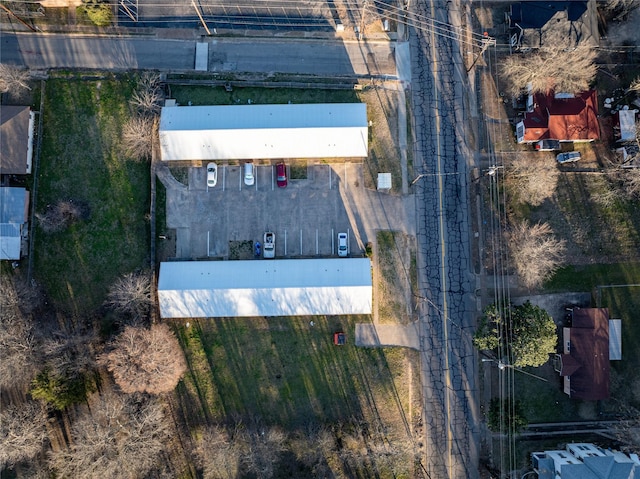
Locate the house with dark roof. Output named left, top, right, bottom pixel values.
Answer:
left=507, top=0, right=599, bottom=50
left=553, top=308, right=621, bottom=401
left=0, top=187, right=29, bottom=260
left=532, top=443, right=640, bottom=479
left=0, top=106, right=35, bottom=175
left=516, top=90, right=600, bottom=144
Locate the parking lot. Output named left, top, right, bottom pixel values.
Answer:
left=163, top=161, right=415, bottom=260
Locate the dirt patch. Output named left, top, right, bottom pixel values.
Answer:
left=376, top=231, right=417, bottom=325
left=288, top=160, right=308, bottom=180
left=228, top=240, right=253, bottom=260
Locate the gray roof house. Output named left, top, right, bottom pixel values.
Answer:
left=0, top=187, right=29, bottom=260
left=507, top=0, right=599, bottom=50
left=532, top=443, right=640, bottom=479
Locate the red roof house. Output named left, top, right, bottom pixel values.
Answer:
left=516, top=90, right=600, bottom=143
left=554, top=308, right=610, bottom=400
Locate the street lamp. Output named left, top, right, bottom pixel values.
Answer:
left=481, top=358, right=548, bottom=382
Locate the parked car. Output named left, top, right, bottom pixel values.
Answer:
left=276, top=162, right=287, bottom=188
left=207, top=162, right=217, bottom=187
left=337, top=232, right=348, bottom=257
left=333, top=332, right=346, bottom=345
left=263, top=232, right=275, bottom=258
left=556, top=151, right=581, bottom=164
left=244, top=162, right=254, bottom=186
left=534, top=139, right=561, bottom=151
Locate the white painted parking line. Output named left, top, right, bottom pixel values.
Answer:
left=315, top=229, right=318, bottom=255
left=344, top=163, right=348, bottom=189
left=329, top=165, right=332, bottom=190
left=207, top=231, right=210, bottom=256
left=255, top=166, right=259, bottom=191
left=271, top=165, right=275, bottom=191
left=299, top=230, right=302, bottom=256
left=331, top=228, right=334, bottom=255
left=222, top=165, right=226, bottom=192
left=347, top=228, right=350, bottom=256
left=284, top=229, right=287, bottom=255
left=239, top=167, right=242, bottom=191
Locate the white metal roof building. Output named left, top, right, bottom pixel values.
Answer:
left=159, top=103, right=368, bottom=161
left=158, top=258, right=372, bottom=318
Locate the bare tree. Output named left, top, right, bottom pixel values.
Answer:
left=122, top=116, right=155, bottom=161
left=240, top=421, right=288, bottom=479
left=509, top=155, right=560, bottom=206
left=195, top=426, right=242, bottom=479
left=105, top=271, right=153, bottom=322
left=0, top=401, right=49, bottom=468
left=0, top=64, right=31, bottom=94
left=602, top=0, right=640, bottom=20
left=0, top=276, right=39, bottom=389
left=501, top=47, right=597, bottom=97
left=130, top=72, right=162, bottom=115
left=48, top=392, right=170, bottom=479
left=508, top=221, right=566, bottom=289
left=628, top=76, right=640, bottom=95
left=36, top=200, right=88, bottom=233
left=101, top=323, right=187, bottom=395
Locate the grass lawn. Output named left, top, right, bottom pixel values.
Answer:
left=173, top=316, right=416, bottom=429
left=34, top=77, right=150, bottom=315
left=377, top=231, right=417, bottom=324
left=597, top=285, right=640, bottom=410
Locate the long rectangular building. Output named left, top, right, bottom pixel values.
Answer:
left=158, top=258, right=372, bottom=318
left=159, top=103, right=368, bottom=161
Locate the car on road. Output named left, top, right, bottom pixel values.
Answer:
left=207, top=162, right=217, bottom=187
left=556, top=151, right=581, bottom=164
left=244, top=162, right=254, bottom=186
left=534, top=139, right=561, bottom=151
left=276, top=162, right=287, bottom=188
left=337, top=232, right=348, bottom=257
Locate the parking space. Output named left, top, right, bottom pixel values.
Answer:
left=170, top=162, right=358, bottom=259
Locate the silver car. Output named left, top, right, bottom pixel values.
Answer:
left=207, top=162, right=217, bottom=187
left=337, top=232, right=348, bottom=257
left=244, top=162, right=254, bottom=186
left=556, top=151, right=581, bottom=164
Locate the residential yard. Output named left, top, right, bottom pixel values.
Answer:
left=34, top=75, right=150, bottom=315
left=166, top=84, right=404, bottom=193
left=171, top=315, right=421, bottom=477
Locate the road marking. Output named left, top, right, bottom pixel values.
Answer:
left=207, top=231, right=210, bottom=257
left=299, top=230, right=302, bottom=256
left=222, top=165, right=226, bottom=192
left=239, top=166, right=242, bottom=191
left=271, top=164, right=275, bottom=191
left=315, top=229, right=318, bottom=255
left=331, top=228, right=334, bottom=255
left=284, top=229, right=287, bottom=255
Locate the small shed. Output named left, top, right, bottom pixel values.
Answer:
left=377, top=173, right=392, bottom=191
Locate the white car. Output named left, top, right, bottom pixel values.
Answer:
left=244, top=162, right=254, bottom=186
left=207, top=162, right=217, bottom=187
left=337, top=232, right=348, bottom=257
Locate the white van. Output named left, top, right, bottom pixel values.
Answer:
left=244, top=162, right=254, bottom=186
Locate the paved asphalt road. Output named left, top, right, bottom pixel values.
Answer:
left=0, top=33, right=396, bottom=76
left=410, top=0, right=479, bottom=477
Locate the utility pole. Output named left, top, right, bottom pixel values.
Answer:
left=359, top=0, right=369, bottom=41
left=0, top=4, right=38, bottom=32
left=191, top=0, right=212, bottom=36
left=466, top=32, right=496, bottom=73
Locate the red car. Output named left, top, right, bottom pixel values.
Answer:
left=276, top=162, right=287, bottom=188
